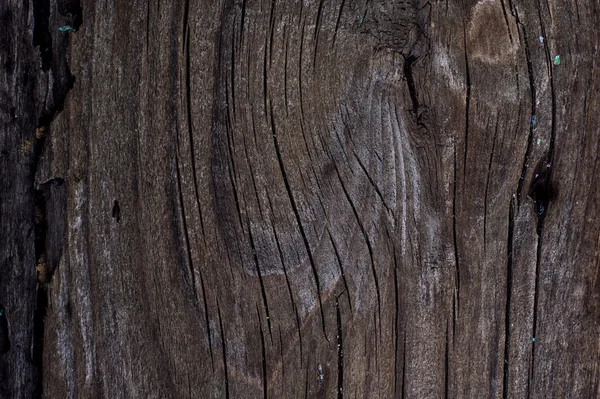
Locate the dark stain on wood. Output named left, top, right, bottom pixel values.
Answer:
left=527, top=158, right=554, bottom=226
left=0, top=307, right=10, bottom=355
left=112, top=200, right=121, bottom=223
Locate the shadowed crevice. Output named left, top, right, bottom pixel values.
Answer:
left=503, top=197, right=515, bottom=399
left=403, top=55, right=419, bottom=116
left=33, top=0, right=52, bottom=71
left=336, top=298, right=344, bottom=399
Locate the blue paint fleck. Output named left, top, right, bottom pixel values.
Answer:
left=58, top=25, right=77, bottom=32
left=317, top=364, right=324, bottom=380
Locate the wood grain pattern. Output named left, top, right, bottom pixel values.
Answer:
left=1, top=0, right=600, bottom=397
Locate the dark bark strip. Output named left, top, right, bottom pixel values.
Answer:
left=28, top=1, right=80, bottom=395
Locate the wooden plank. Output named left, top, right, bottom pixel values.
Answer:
left=1, top=0, right=599, bottom=397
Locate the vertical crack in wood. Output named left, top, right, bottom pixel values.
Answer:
left=335, top=121, right=392, bottom=215
left=313, top=0, right=325, bottom=69
left=257, top=305, right=268, bottom=399
left=328, top=229, right=352, bottom=312
left=536, top=1, right=556, bottom=165
left=298, top=20, right=306, bottom=121
left=248, top=219, right=272, bottom=338
left=499, top=0, right=514, bottom=44
left=284, top=33, right=289, bottom=117
left=462, top=26, right=471, bottom=179
left=174, top=99, right=214, bottom=367
left=270, top=102, right=329, bottom=341
left=444, top=321, right=449, bottom=399
left=529, top=217, right=544, bottom=397
left=402, top=55, right=419, bottom=118
left=278, top=325, right=285, bottom=389
left=217, top=300, right=230, bottom=398
left=267, top=194, right=303, bottom=361
left=182, top=1, right=207, bottom=243
left=332, top=160, right=382, bottom=334
left=230, top=21, right=237, bottom=122
left=514, top=12, right=537, bottom=206
left=181, top=0, right=190, bottom=52
left=218, top=21, right=245, bottom=232
left=401, top=334, right=407, bottom=399
left=336, top=297, right=343, bottom=399
left=332, top=0, right=346, bottom=48
left=452, top=135, right=460, bottom=320
left=393, top=261, right=399, bottom=397
left=263, top=24, right=269, bottom=119
left=145, top=0, right=151, bottom=52
left=199, top=270, right=214, bottom=369
left=304, top=358, right=309, bottom=399
left=174, top=147, right=202, bottom=308
left=268, top=0, right=276, bottom=66
left=483, top=115, right=500, bottom=250
left=503, top=198, right=515, bottom=399
left=240, top=0, right=247, bottom=47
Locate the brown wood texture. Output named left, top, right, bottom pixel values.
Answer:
left=1, top=0, right=600, bottom=397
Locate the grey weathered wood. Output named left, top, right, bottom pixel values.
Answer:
left=1, top=0, right=600, bottom=397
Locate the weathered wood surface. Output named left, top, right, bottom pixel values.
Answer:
left=1, top=0, right=600, bottom=397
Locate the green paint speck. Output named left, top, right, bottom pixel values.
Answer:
left=359, top=16, right=364, bottom=24
left=536, top=138, right=542, bottom=145
left=553, top=55, right=561, bottom=65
